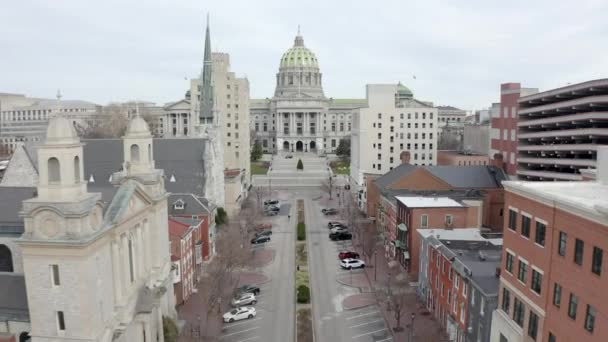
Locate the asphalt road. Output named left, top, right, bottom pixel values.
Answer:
left=220, top=202, right=295, bottom=342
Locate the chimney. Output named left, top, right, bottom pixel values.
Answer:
left=597, top=146, right=608, bottom=185
left=490, top=153, right=504, bottom=170
left=400, top=151, right=411, bottom=165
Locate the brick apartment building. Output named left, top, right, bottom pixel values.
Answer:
left=490, top=147, right=608, bottom=342
left=517, top=79, right=608, bottom=181
left=395, top=196, right=483, bottom=278
left=490, top=83, right=538, bottom=177
left=366, top=160, right=507, bottom=232
left=419, top=228, right=503, bottom=342
left=169, top=218, right=196, bottom=306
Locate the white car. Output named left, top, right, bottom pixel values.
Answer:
left=223, top=306, right=257, bottom=323
left=231, top=292, right=257, bottom=307
left=330, top=226, right=349, bottom=234
left=340, top=258, right=365, bottom=270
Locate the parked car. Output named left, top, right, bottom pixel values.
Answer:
left=344, top=184, right=351, bottom=190
left=285, top=155, right=293, bottom=159
left=235, top=284, right=261, bottom=296
left=231, top=293, right=257, bottom=307
left=265, top=210, right=279, bottom=217
left=338, top=251, right=360, bottom=260
left=264, top=199, right=279, bottom=206
left=265, top=205, right=280, bottom=212
left=251, top=235, right=271, bottom=244
left=330, top=226, right=349, bottom=234
left=223, top=306, right=257, bottom=323
left=327, top=221, right=346, bottom=228
left=329, top=231, right=352, bottom=241
left=322, top=208, right=338, bottom=215
left=340, top=258, right=366, bottom=270
left=255, top=230, right=272, bottom=238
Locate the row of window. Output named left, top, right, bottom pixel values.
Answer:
left=374, top=122, right=435, bottom=129
left=502, top=289, right=539, bottom=339
left=379, top=112, right=435, bottom=120
left=374, top=143, right=434, bottom=152
left=557, top=231, right=603, bottom=275
left=376, top=132, right=434, bottom=141
left=507, top=209, right=547, bottom=246
left=551, top=282, right=596, bottom=332
left=505, top=252, right=543, bottom=295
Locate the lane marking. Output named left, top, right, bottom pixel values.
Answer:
left=348, top=319, right=384, bottom=329
left=221, top=326, right=259, bottom=338
left=375, top=337, right=393, bottom=342
left=351, top=328, right=388, bottom=339
left=346, top=310, right=380, bottom=320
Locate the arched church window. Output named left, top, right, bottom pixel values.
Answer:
left=130, top=144, right=140, bottom=162
left=48, top=157, right=61, bottom=183
left=73, top=156, right=80, bottom=183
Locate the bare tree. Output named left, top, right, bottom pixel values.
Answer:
left=360, top=221, right=377, bottom=262
left=387, top=272, right=413, bottom=332
left=79, top=104, right=128, bottom=138
left=250, top=186, right=269, bottom=211
left=321, top=176, right=334, bottom=200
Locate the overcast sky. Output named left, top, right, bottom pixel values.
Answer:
left=1, top=0, right=607, bottom=110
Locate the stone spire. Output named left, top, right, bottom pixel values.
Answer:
left=199, top=13, right=214, bottom=124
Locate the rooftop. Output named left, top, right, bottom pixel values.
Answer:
left=396, top=196, right=463, bottom=208
left=169, top=218, right=191, bottom=238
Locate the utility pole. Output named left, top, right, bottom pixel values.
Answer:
left=409, top=312, right=416, bottom=342
left=374, top=250, right=378, bottom=281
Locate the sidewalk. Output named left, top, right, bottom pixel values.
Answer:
left=342, top=241, right=447, bottom=342
left=177, top=271, right=270, bottom=341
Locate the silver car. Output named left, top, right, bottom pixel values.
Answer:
left=231, top=292, right=257, bottom=307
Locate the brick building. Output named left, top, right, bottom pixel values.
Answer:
left=169, top=218, right=196, bottom=306
left=490, top=147, right=608, bottom=342
left=419, top=228, right=503, bottom=342
left=437, top=150, right=491, bottom=166
left=490, top=83, right=538, bottom=177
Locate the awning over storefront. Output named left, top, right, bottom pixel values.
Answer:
left=397, top=223, right=408, bottom=232
left=403, top=251, right=410, bottom=260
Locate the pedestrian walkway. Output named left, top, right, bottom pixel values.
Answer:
left=252, top=153, right=331, bottom=188
left=341, top=241, right=448, bottom=341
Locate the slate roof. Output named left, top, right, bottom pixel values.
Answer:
left=0, top=273, right=29, bottom=321
left=0, top=187, right=36, bottom=235
left=374, top=164, right=505, bottom=190
left=168, top=193, right=214, bottom=217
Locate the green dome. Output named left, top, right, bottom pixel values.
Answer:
left=279, top=35, right=319, bottom=69
left=397, top=82, right=413, bottom=96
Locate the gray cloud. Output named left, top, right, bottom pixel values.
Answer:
left=1, top=0, right=606, bottom=110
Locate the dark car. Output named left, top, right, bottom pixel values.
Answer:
left=255, top=230, right=272, bottom=238
left=251, top=235, right=270, bottom=244
left=322, top=208, right=338, bottom=215
left=328, top=221, right=346, bottom=229
left=338, top=251, right=360, bottom=260
left=264, top=199, right=279, bottom=206
left=329, top=232, right=352, bottom=241
left=285, top=155, right=293, bottom=159
left=235, top=284, right=261, bottom=296
left=266, top=205, right=280, bottom=212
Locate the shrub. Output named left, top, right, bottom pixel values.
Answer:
left=163, top=316, right=178, bottom=342
left=297, top=223, right=306, bottom=241
left=297, top=285, right=310, bottom=303
left=297, top=158, right=304, bottom=170
left=251, top=142, right=263, bottom=161
left=215, top=207, right=228, bottom=226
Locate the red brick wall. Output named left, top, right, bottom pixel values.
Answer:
left=491, top=83, right=522, bottom=176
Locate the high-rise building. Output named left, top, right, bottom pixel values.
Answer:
left=490, top=146, right=608, bottom=342
left=490, top=83, right=538, bottom=177
left=517, top=79, right=608, bottom=181
left=350, top=83, right=438, bottom=187
left=250, top=32, right=364, bottom=155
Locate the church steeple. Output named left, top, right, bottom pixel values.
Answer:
left=199, top=13, right=214, bottom=124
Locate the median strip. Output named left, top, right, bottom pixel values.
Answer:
left=295, top=199, right=313, bottom=342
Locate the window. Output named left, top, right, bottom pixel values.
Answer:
left=506, top=252, right=514, bottom=273
left=463, top=283, right=467, bottom=297
left=592, top=246, right=602, bottom=275
left=455, top=275, right=460, bottom=290
left=585, top=305, right=596, bottom=333
left=51, top=264, right=60, bottom=286
left=528, top=311, right=538, bottom=339
left=57, top=311, right=66, bottom=331
left=378, top=133, right=382, bottom=139
left=378, top=113, right=382, bottom=119
left=548, top=333, right=556, bottom=342
left=513, top=298, right=524, bottom=327
left=499, top=334, right=508, bottom=342
left=568, top=293, right=578, bottom=319
left=574, top=239, right=584, bottom=265
left=445, top=215, right=453, bottom=226
left=553, top=283, right=562, bottom=307
left=378, top=164, right=381, bottom=171
left=521, top=216, right=531, bottom=238
left=48, top=157, right=61, bottom=183
left=421, top=214, right=428, bottom=228
left=535, top=221, right=546, bottom=246
left=558, top=232, right=567, bottom=256
left=73, top=156, right=80, bottom=183
left=531, top=269, right=542, bottom=295
left=502, top=288, right=511, bottom=313
left=518, top=260, right=528, bottom=283
left=447, top=289, right=451, bottom=303
left=508, top=210, right=517, bottom=230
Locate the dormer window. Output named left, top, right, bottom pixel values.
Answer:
left=88, top=174, right=95, bottom=183
left=169, top=174, right=176, bottom=182
left=173, top=199, right=185, bottom=210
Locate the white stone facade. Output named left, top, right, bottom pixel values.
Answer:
left=350, top=84, right=438, bottom=186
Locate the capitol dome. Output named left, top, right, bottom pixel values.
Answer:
left=279, top=35, right=319, bottom=69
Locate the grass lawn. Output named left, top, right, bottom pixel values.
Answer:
left=330, top=160, right=350, bottom=175
left=251, top=161, right=270, bottom=175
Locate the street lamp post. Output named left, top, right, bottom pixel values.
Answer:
left=409, top=312, right=416, bottom=342
left=374, top=250, right=378, bottom=281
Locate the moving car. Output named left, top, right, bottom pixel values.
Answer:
left=338, top=251, right=360, bottom=260
left=340, top=258, right=366, bottom=270
left=223, top=306, right=257, bottom=323
left=330, top=226, right=348, bottom=234
left=329, top=231, right=352, bottom=241
left=328, top=221, right=346, bottom=228
left=235, top=284, right=261, bottom=296
left=255, top=230, right=272, bottom=238
left=231, top=293, right=257, bottom=307
left=251, top=235, right=271, bottom=244
left=321, top=208, right=338, bottom=215
left=264, top=199, right=279, bottom=206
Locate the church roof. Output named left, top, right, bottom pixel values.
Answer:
left=0, top=187, right=36, bottom=235
left=0, top=273, right=29, bottom=322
